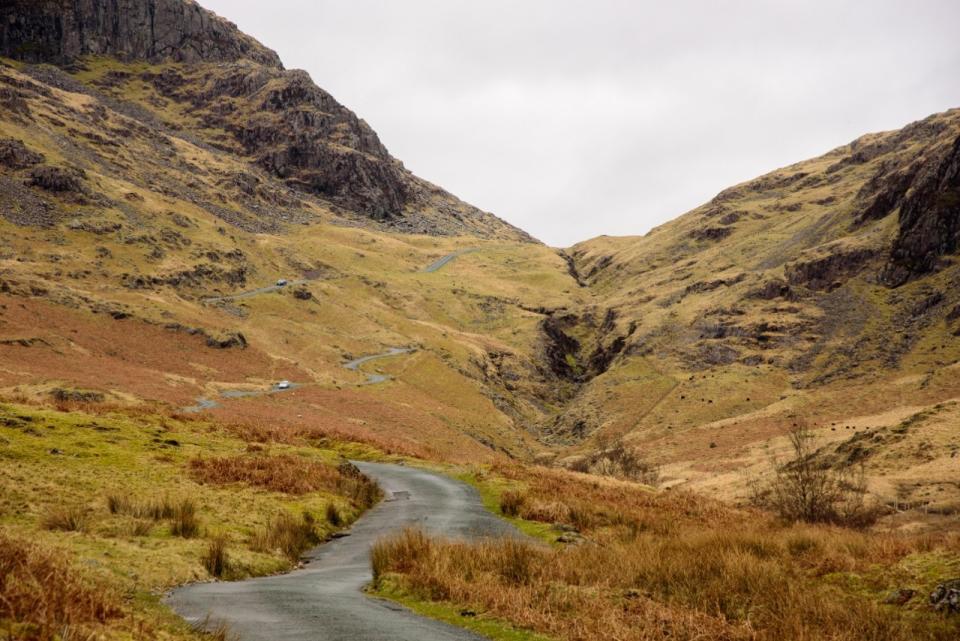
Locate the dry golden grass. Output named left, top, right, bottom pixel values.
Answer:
left=189, top=454, right=343, bottom=495
left=222, top=418, right=434, bottom=461
left=250, top=511, right=320, bottom=563
left=187, top=454, right=381, bottom=509
left=203, top=534, right=229, bottom=578
left=105, top=493, right=199, bottom=537
left=375, top=464, right=960, bottom=641
left=41, top=506, right=89, bottom=533
left=0, top=530, right=123, bottom=641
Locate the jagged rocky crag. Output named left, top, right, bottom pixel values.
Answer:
left=0, top=0, right=530, bottom=240
left=0, top=0, right=282, bottom=66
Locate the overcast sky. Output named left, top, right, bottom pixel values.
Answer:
left=203, top=1, right=960, bottom=247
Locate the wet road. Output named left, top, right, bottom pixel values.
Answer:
left=167, top=462, right=518, bottom=641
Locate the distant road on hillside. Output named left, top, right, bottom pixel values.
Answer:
left=423, top=248, right=478, bottom=273
left=201, top=278, right=308, bottom=304
left=344, top=347, right=415, bottom=384
left=167, top=462, right=519, bottom=641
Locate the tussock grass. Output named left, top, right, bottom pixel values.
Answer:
left=204, top=534, right=229, bottom=578
left=188, top=455, right=382, bottom=508
left=128, top=519, right=154, bottom=537
left=325, top=503, right=342, bottom=526
left=41, top=506, right=89, bottom=532
left=376, top=464, right=960, bottom=641
left=189, top=454, right=343, bottom=495
left=110, top=494, right=201, bottom=537
left=105, top=493, right=185, bottom=521
left=0, top=530, right=123, bottom=640
left=225, top=419, right=431, bottom=461
left=250, top=511, right=320, bottom=562
left=499, top=490, right=525, bottom=517
left=335, top=461, right=383, bottom=509
left=169, top=499, right=200, bottom=538
left=372, top=528, right=433, bottom=584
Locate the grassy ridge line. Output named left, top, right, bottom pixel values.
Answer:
left=0, top=400, right=385, bottom=641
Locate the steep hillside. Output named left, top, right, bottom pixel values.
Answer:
left=559, top=109, right=960, bottom=524
left=0, top=73, right=577, bottom=462
left=0, top=0, right=531, bottom=239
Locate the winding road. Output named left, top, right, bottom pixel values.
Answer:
left=182, top=383, right=299, bottom=414
left=423, top=249, right=477, bottom=273
left=183, top=347, right=415, bottom=412
left=167, top=462, right=518, bottom=641
left=201, top=279, right=309, bottom=304
left=344, top=347, right=415, bottom=384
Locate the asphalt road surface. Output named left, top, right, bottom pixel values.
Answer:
left=167, top=462, right=519, bottom=641
left=344, top=348, right=415, bottom=384
left=182, top=382, right=299, bottom=413
left=423, top=249, right=477, bottom=273
left=182, top=346, right=414, bottom=413
left=202, top=279, right=308, bottom=304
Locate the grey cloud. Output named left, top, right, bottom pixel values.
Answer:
left=203, top=0, right=960, bottom=246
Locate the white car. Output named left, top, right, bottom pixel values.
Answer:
left=277, top=380, right=291, bottom=390
left=276, top=279, right=288, bottom=287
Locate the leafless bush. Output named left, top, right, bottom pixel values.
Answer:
left=753, top=424, right=881, bottom=528
left=571, top=439, right=660, bottom=485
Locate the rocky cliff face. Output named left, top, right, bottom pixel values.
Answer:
left=882, top=135, right=960, bottom=286
left=0, top=0, right=281, bottom=67
left=138, top=62, right=413, bottom=220
left=0, top=0, right=531, bottom=240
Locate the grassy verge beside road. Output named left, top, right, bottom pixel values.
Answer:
left=0, top=399, right=381, bottom=641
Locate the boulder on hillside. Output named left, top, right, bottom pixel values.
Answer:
left=27, top=165, right=85, bottom=193
left=930, top=579, right=960, bottom=613
left=0, top=138, right=43, bottom=169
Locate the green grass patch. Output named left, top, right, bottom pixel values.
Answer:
left=0, top=401, right=379, bottom=640
left=371, top=576, right=555, bottom=641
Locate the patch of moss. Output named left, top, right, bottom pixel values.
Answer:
left=371, top=577, right=555, bottom=641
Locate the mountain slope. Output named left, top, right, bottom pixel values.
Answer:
left=555, top=109, right=960, bottom=523
left=0, top=0, right=554, bottom=465
left=0, top=0, right=532, bottom=239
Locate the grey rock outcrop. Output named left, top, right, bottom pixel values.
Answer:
left=0, top=0, right=281, bottom=67
left=881, top=136, right=960, bottom=286
left=0, top=138, right=44, bottom=168
left=930, top=579, right=960, bottom=613
left=0, top=0, right=534, bottom=240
